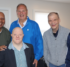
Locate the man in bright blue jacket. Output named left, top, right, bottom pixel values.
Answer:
left=9, top=3, right=43, bottom=67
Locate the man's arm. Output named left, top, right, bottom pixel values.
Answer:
left=33, top=23, right=43, bottom=67
left=34, top=23, right=43, bottom=60
left=43, top=32, right=49, bottom=67
left=0, top=31, right=11, bottom=51
left=0, top=45, right=7, bottom=51
left=6, top=32, right=11, bottom=46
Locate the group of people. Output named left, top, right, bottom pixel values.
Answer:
left=0, top=3, right=70, bottom=67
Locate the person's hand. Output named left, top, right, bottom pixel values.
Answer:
left=33, top=59, right=38, bottom=67
left=0, top=45, right=7, bottom=51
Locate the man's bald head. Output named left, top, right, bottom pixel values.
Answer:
left=12, top=27, right=23, bottom=34
left=11, top=27, right=24, bottom=45
left=0, top=12, right=5, bottom=18
left=48, top=12, right=59, bottom=19
left=17, top=3, right=27, bottom=11
left=0, top=12, right=5, bottom=30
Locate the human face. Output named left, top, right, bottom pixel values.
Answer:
left=17, top=5, right=28, bottom=22
left=0, top=13, right=5, bottom=28
left=48, top=14, right=60, bottom=32
left=11, top=28, right=24, bottom=45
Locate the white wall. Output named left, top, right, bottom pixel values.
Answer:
left=0, top=0, right=70, bottom=29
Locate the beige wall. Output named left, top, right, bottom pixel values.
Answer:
left=0, top=0, right=70, bottom=29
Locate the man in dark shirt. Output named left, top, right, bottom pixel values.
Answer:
left=0, top=12, right=11, bottom=51
left=0, top=27, right=35, bottom=67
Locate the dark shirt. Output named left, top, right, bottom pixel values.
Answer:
left=0, top=27, right=11, bottom=46
left=65, top=33, right=70, bottom=67
left=0, top=43, right=35, bottom=67
left=53, top=30, right=58, bottom=37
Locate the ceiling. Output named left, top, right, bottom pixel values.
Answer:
left=37, top=0, right=70, bottom=3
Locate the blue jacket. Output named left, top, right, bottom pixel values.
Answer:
left=9, top=17, right=43, bottom=60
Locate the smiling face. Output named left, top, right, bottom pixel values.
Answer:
left=48, top=13, right=60, bottom=32
left=16, top=4, right=28, bottom=22
left=11, top=27, right=24, bottom=45
left=0, top=12, right=5, bottom=29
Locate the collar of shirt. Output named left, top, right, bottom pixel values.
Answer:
left=53, top=30, right=59, bottom=37
left=8, top=42, right=29, bottom=51
left=17, top=19, right=27, bottom=29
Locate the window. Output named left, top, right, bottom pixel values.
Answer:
left=35, top=12, right=50, bottom=35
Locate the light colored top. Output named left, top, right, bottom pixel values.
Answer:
left=8, top=42, right=29, bottom=67
left=18, top=19, right=27, bottom=28
left=43, top=25, right=70, bottom=66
